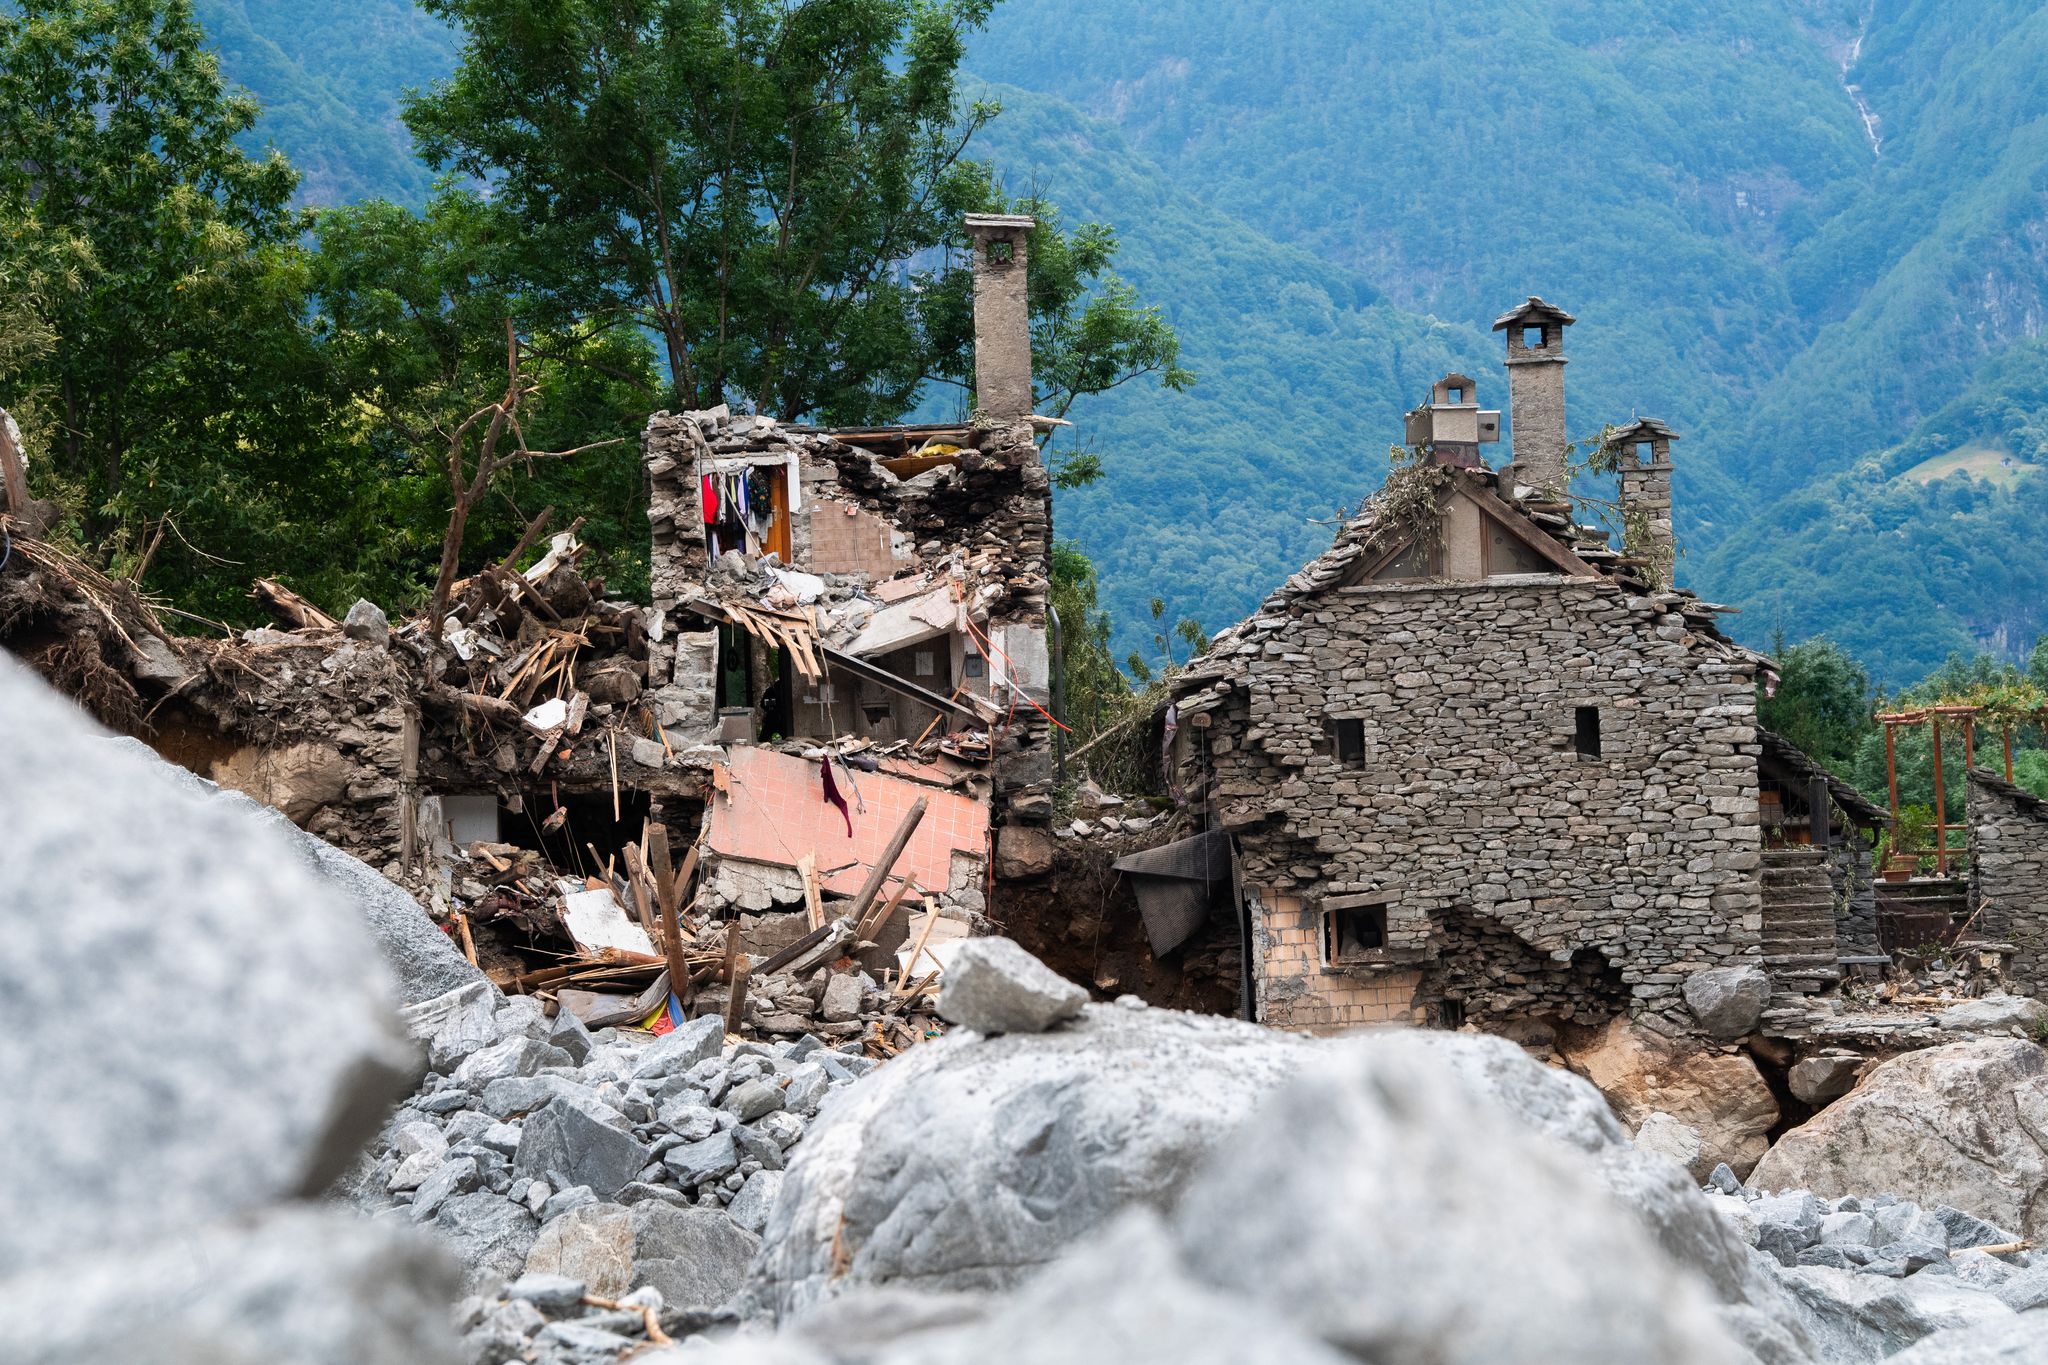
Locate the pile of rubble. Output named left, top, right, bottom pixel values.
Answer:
left=1705, top=1167, right=2043, bottom=1289
left=349, top=981, right=878, bottom=1360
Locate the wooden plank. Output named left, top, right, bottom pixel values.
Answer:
left=723, top=963, right=750, bottom=1036
left=799, top=852, right=823, bottom=931
left=722, top=919, right=743, bottom=984
left=858, top=875, right=919, bottom=943
left=845, top=798, right=928, bottom=929
left=897, top=905, right=941, bottom=994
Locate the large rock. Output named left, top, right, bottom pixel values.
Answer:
left=525, top=1202, right=635, bottom=1298
left=746, top=1002, right=1311, bottom=1316
left=513, top=1098, right=654, bottom=1200
left=1888, top=1314, right=2048, bottom=1364
left=1764, top=1265, right=2017, bottom=1362
left=1683, top=966, right=1770, bottom=1040
left=1750, top=1039, right=2048, bottom=1240
left=1169, top=1032, right=1744, bottom=1363
left=1937, top=994, right=2048, bottom=1035
left=104, top=731, right=489, bottom=1006
left=1788, top=1052, right=1864, bottom=1106
left=0, top=1207, right=461, bottom=1365
left=935, top=936, right=1088, bottom=1035
left=993, top=825, right=1056, bottom=880
left=631, top=1203, right=762, bottom=1310
left=1558, top=1015, right=1779, bottom=1178
left=0, top=656, right=417, bottom=1277
left=432, top=1192, right=539, bottom=1294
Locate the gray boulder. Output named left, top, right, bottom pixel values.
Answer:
left=524, top=1202, right=635, bottom=1298
left=431, top=1192, right=538, bottom=1294
left=632, top=1203, right=762, bottom=1311
left=1788, top=1053, right=1864, bottom=1106
left=513, top=1098, right=653, bottom=1199
left=1750, top=1039, right=2048, bottom=1240
left=936, top=937, right=1088, bottom=1035
left=1765, top=1265, right=2016, bottom=1361
left=1682, top=965, right=1770, bottom=1040
left=1887, top=1314, right=2048, bottom=1364
left=344, top=597, right=391, bottom=647
left=0, top=1207, right=460, bottom=1365
left=746, top=1002, right=1311, bottom=1316
left=101, top=727, right=488, bottom=1007
left=632, top=1013, right=727, bottom=1079
left=1938, top=993, right=2048, bottom=1035
left=1170, top=1031, right=1744, bottom=1363
left=0, top=657, right=416, bottom=1277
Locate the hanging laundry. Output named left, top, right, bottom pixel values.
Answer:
left=820, top=754, right=853, bottom=837
left=701, top=473, right=719, bottom=524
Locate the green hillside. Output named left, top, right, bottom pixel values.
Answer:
left=142, top=0, right=2048, bottom=676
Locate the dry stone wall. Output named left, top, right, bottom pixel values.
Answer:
left=1182, top=577, right=1767, bottom=1030
left=1969, top=771, right=2048, bottom=999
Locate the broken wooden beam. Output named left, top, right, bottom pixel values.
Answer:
left=845, top=797, right=927, bottom=928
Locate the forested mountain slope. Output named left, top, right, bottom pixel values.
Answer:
left=189, top=0, right=2048, bottom=676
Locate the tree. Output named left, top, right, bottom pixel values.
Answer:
left=1758, top=633, right=1873, bottom=772
left=308, top=193, right=660, bottom=606
left=403, top=0, right=1186, bottom=427
left=0, top=0, right=307, bottom=564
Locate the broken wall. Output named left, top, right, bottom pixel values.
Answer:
left=1176, top=578, right=1767, bottom=1033
left=1969, top=769, right=2048, bottom=999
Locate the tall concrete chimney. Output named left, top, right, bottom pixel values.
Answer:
left=1491, top=296, right=1575, bottom=497
left=963, top=213, right=1037, bottom=425
left=1612, top=417, right=1678, bottom=586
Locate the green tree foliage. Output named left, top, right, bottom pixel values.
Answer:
left=0, top=0, right=390, bottom=617
left=403, top=0, right=986, bottom=420
left=1759, top=634, right=1873, bottom=772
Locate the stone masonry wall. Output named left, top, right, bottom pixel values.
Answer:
left=1969, top=770, right=2048, bottom=999
left=1186, top=578, right=1766, bottom=1031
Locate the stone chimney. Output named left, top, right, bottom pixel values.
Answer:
left=1611, top=417, right=1678, bottom=585
left=1491, top=296, right=1575, bottom=497
left=1403, top=372, right=1500, bottom=469
left=963, top=213, right=1037, bottom=426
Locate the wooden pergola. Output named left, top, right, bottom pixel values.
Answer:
left=1877, top=702, right=2035, bottom=876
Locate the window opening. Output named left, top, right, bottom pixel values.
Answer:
left=1323, top=902, right=1389, bottom=963
left=1575, top=706, right=1602, bottom=758
left=1436, top=998, right=1466, bottom=1029
left=1446, top=385, right=1464, bottom=404
left=1522, top=325, right=1546, bottom=349
left=1328, top=717, right=1366, bottom=768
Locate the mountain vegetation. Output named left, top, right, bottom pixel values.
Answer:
left=8, top=0, right=2048, bottom=764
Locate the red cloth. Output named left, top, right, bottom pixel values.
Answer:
left=701, top=473, right=718, bottom=524
left=820, top=756, right=852, bottom=837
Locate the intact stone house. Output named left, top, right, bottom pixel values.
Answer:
left=1165, top=299, right=1876, bottom=1034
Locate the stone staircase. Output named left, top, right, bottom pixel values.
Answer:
left=1761, top=848, right=1840, bottom=992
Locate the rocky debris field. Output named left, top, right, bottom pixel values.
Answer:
left=349, top=980, right=876, bottom=1361
left=8, top=652, right=2048, bottom=1365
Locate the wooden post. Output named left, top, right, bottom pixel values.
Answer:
left=723, top=964, right=750, bottom=1036
left=0, top=407, right=28, bottom=516
left=846, top=797, right=928, bottom=929
left=722, top=919, right=742, bottom=983
left=1885, top=724, right=1900, bottom=846
left=2007, top=726, right=2017, bottom=785
left=660, top=888, right=694, bottom=1017
left=799, top=852, right=823, bottom=931
left=399, top=708, right=421, bottom=870
left=1808, top=775, right=1832, bottom=850
left=1932, top=716, right=1948, bottom=877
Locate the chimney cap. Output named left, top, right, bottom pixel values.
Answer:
left=964, top=213, right=1038, bottom=233
left=1609, top=416, right=1679, bottom=443
left=1491, top=295, right=1577, bottom=331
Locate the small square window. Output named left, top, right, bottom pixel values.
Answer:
left=1522, top=325, right=1546, bottom=349
left=1446, top=386, right=1464, bottom=403
left=963, top=655, right=986, bottom=678
left=1327, top=717, right=1365, bottom=767
left=1436, top=998, right=1466, bottom=1029
left=1575, top=705, right=1602, bottom=758
left=1324, top=902, right=1388, bottom=963
left=914, top=650, right=935, bottom=677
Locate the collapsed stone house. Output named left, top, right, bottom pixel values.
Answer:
left=1157, top=299, right=1891, bottom=1039
left=0, top=212, right=1061, bottom=1002
left=1969, top=768, right=2048, bottom=999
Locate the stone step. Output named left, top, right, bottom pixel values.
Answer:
left=1763, top=896, right=1837, bottom=912
left=1761, top=849, right=1831, bottom=865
